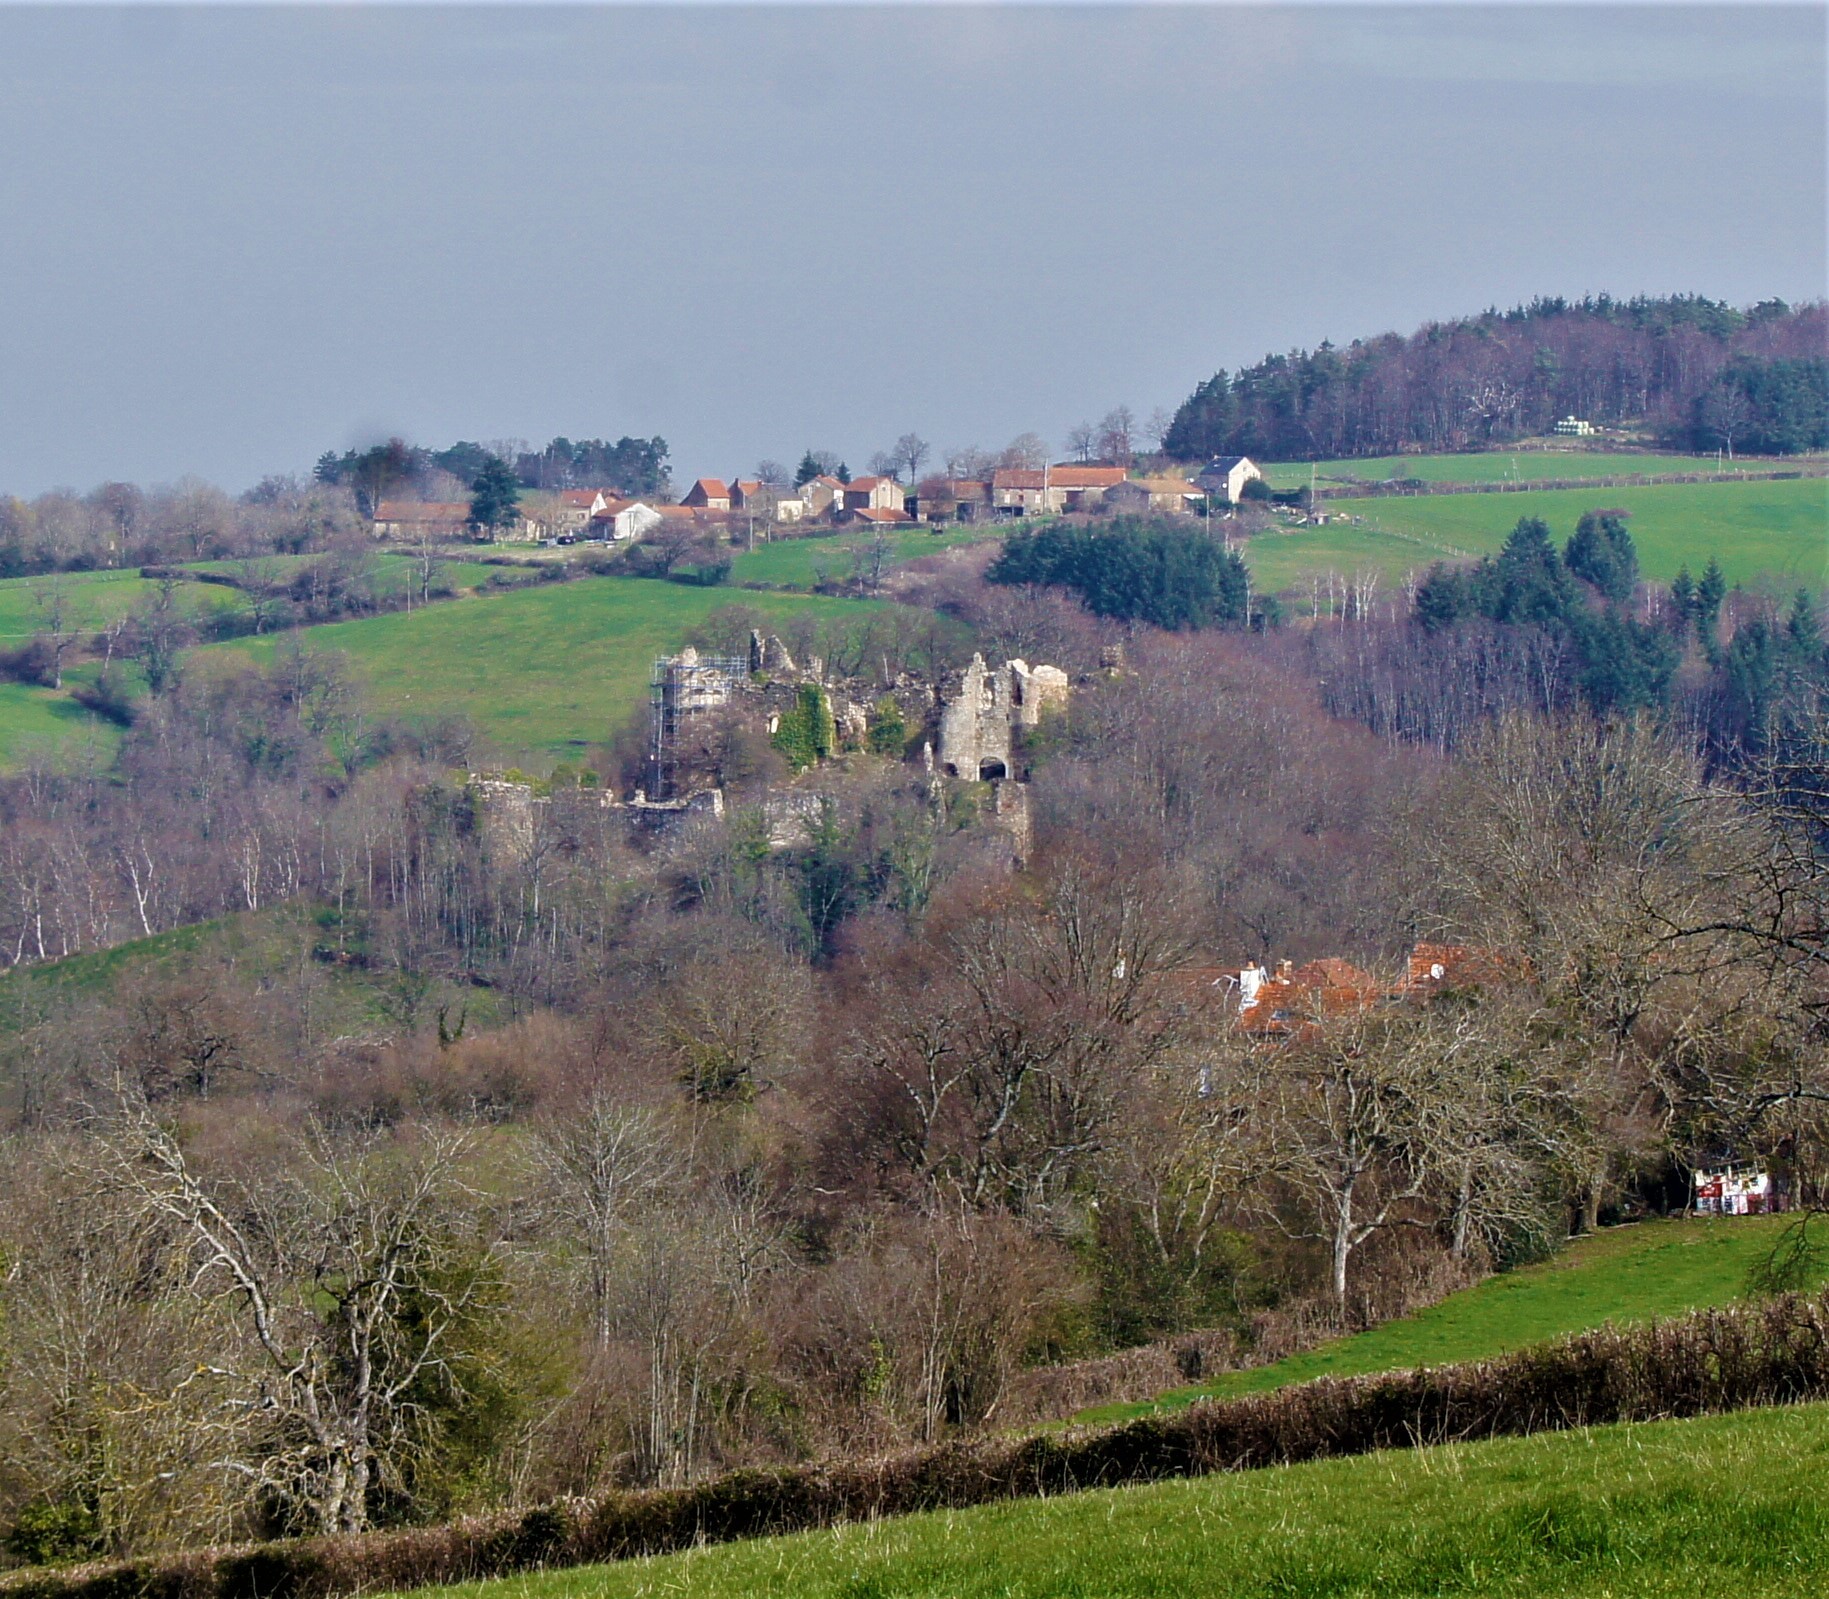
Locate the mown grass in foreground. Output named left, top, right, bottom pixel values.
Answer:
left=411, top=1402, right=1829, bottom=1599
left=1081, top=1216, right=1819, bottom=1425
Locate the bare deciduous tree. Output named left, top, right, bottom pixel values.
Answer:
left=95, top=1102, right=497, bottom=1535
left=532, top=1095, right=679, bottom=1348
left=893, top=433, right=931, bottom=482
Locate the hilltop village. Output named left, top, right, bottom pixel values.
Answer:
left=371, top=456, right=1269, bottom=544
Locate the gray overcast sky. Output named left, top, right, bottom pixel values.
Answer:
left=0, top=4, right=1823, bottom=495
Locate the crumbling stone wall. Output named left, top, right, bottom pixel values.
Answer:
left=936, top=654, right=1070, bottom=781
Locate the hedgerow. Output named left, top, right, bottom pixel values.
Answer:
left=5, top=1291, right=1823, bottom=1599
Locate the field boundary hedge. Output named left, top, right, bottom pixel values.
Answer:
left=6, top=1291, right=1825, bottom=1599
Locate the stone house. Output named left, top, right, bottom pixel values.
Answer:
left=989, top=465, right=1128, bottom=517
left=681, top=477, right=733, bottom=511
left=842, top=475, right=908, bottom=514
left=1104, top=476, right=1202, bottom=515
left=731, top=481, right=808, bottom=523
left=911, top=479, right=992, bottom=522
left=1195, top=456, right=1264, bottom=505
left=371, top=500, right=472, bottom=540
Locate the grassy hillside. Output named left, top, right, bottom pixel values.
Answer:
left=1325, top=477, right=1826, bottom=587
left=410, top=1401, right=1829, bottom=1599
left=1079, top=1215, right=1820, bottom=1426
left=203, top=576, right=883, bottom=761
left=727, top=524, right=995, bottom=590
left=1258, top=450, right=1826, bottom=489
left=0, top=557, right=548, bottom=769
left=0, top=680, right=119, bottom=768
left=1245, top=475, right=1827, bottom=601
left=0, top=567, right=241, bottom=641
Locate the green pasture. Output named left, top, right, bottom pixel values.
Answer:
left=0, top=679, right=119, bottom=769
left=411, top=1402, right=1829, bottom=1599
left=187, top=553, right=542, bottom=597
left=1242, top=477, right=1827, bottom=601
left=0, top=557, right=550, bottom=769
left=1239, top=523, right=1451, bottom=596
left=1257, top=450, right=1826, bottom=489
left=0, top=555, right=536, bottom=644
left=728, top=523, right=998, bottom=590
left=0, top=567, right=241, bottom=640
left=203, top=577, right=883, bottom=761
left=1329, top=477, right=1827, bottom=590
left=1079, top=1215, right=1819, bottom=1426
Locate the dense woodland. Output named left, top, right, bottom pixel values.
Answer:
left=1165, top=296, right=1829, bottom=462
left=1, top=522, right=1826, bottom=1565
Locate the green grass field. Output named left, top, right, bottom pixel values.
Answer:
left=0, top=555, right=538, bottom=644
left=202, top=576, right=883, bottom=761
left=1257, top=450, right=1827, bottom=489
left=0, top=567, right=243, bottom=641
left=1077, top=1215, right=1820, bottom=1426
left=410, top=1401, right=1829, bottom=1599
left=0, top=679, right=120, bottom=769
left=189, top=553, right=543, bottom=597
left=1239, top=523, right=1453, bottom=596
left=1243, top=476, right=1828, bottom=601
left=1328, top=477, right=1827, bottom=589
left=727, top=524, right=998, bottom=590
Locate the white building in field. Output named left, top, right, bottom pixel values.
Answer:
left=1195, top=456, right=1264, bottom=504
left=588, top=499, right=664, bottom=542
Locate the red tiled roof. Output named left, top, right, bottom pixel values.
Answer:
left=559, top=490, right=602, bottom=509
left=991, top=466, right=1128, bottom=491
left=1118, top=477, right=1201, bottom=495
left=1238, top=958, right=1380, bottom=1039
left=687, top=477, right=729, bottom=498
left=852, top=506, right=912, bottom=523
left=1400, top=943, right=1519, bottom=996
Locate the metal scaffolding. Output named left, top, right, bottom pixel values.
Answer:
left=648, top=651, right=746, bottom=799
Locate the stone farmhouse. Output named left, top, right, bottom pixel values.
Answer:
left=371, top=500, right=475, bottom=540
left=1194, top=455, right=1264, bottom=504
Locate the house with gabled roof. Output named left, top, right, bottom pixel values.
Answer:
left=587, top=498, right=664, bottom=542
left=1195, top=456, right=1264, bottom=505
left=842, top=475, right=907, bottom=515
left=372, top=500, right=473, bottom=540
left=681, top=477, right=732, bottom=511
left=990, top=465, right=1128, bottom=517
left=731, top=481, right=808, bottom=523
left=1105, top=476, right=1203, bottom=516
left=799, top=474, right=848, bottom=519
